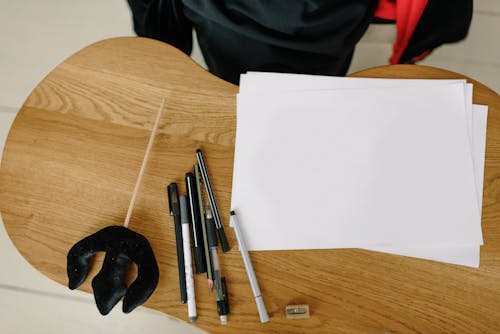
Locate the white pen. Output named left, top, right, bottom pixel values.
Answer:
left=180, top=195, right=197, bottom=322
left=230, top=210, right=269, bottom=323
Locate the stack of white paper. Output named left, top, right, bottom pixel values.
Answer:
left=231, top=72, right=488, bottom=267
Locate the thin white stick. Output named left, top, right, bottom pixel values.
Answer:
left=123, top=98, right=166, bottom=228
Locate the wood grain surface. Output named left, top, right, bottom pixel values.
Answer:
left=1, top=37, right=500, bottom=333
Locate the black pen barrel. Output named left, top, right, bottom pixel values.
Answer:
left=186, top=172, right=207, bottom=274
left=206, top=207, right=218, bottom=249
left=167, top=183, right=187, bottom=303
left=196, top=149, right=230, bottom=252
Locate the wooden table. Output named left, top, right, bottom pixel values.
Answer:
left=1, top=37, right=500, bottom=333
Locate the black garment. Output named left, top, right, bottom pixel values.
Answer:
left=126, top=0, right=473, bottom=83
left=400, top=0, right=473, bottom=63
left=127, top=0, right=193, bottom=55
left=127, top=0, right=378, bottom=84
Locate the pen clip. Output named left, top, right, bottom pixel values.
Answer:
left=167, top=183, right=179, bottom=216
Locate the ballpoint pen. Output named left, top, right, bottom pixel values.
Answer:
left=196, top=148, right=230, bottom=252
left=180, top=195, right=197, bottom=322
left=230, top=211, right=269, bottom=323
left=195, top=164, right=213, bottom=292
left=167, top=183, right=187, bottom=304
left=206, top=205, right=229, bottom=324
left=186, top=172, right=206, bottom=274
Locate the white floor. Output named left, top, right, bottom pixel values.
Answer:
left=0, top=1, right=499, bottom=333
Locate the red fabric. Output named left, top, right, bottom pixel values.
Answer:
left=411, top=49, right=431, bottom=62
left=375, top=0, right=428, bottom=64
left=374, top=0, right=396, bottom=20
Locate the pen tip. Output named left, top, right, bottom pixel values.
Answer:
left=220, top=315, right=227, bottom=325
left=230, top=210, right=235, bottom=216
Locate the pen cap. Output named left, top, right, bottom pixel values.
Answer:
left=217, top=277, right=230, bottom=316
left=222, top=277, right=229, bottom=313
left=217, top=226, right=230, bottom=253
left=167, top=183, right=179, bottom=216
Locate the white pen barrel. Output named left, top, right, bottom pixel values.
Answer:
left=230, top=211, right=269, bottom=323
left=255, top=296, right=270, bottom=323
left=234, top=222, right=261, bottom=298
left=182, top=223, right=197, bottom=322
left=180, top=195, right=197, bottom=322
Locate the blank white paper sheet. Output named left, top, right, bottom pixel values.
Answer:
left=232, top=73, right=487, bottom=267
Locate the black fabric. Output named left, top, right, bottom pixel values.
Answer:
left=67, top=225, right=159, bottom=315
left=127, top=0, right=193, bottom=54
left=126, top=0, right=473, bottom=83
left=184, top=0, right=377, bottom=83
left=128, top=0, right=377, bottom=84
left=400, top=0, right=473, bottom=63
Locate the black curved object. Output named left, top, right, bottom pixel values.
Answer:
left=67, top=225, right=160, bottom=315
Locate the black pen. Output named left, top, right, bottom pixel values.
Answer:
left=196, top=148, right=230, bottom=252
left=186, top=172, right=207, bottom=274
left=206, top=205, right=229, bottom=324
left=167, top=183, right=187, bottom=304
left=195, top=163, right=213, bottom=292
